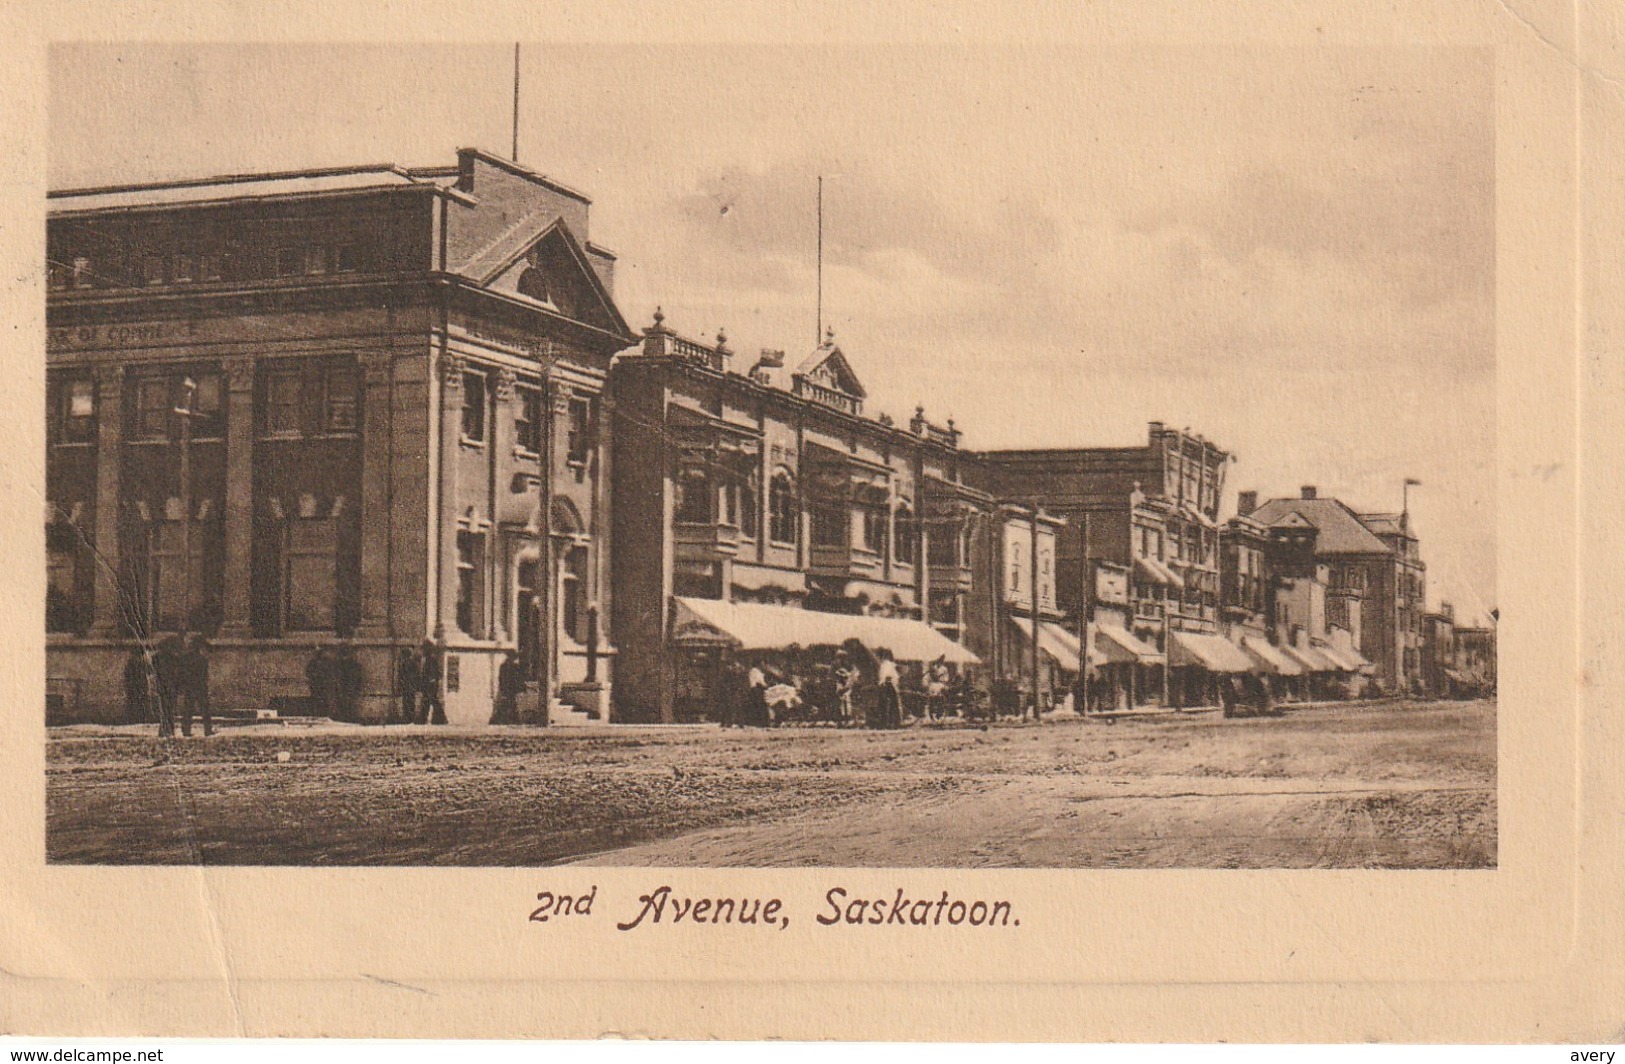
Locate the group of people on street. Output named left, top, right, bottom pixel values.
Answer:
left=394, top=640, right=447, bottom=725
left=306, top=644, right=365, bottom=722
left=123, top=633, right=212, bottom=737
left=718, top=644, right=916, bottom=730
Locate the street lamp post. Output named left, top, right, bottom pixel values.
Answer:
left=174, top=377, right=198, bottom=634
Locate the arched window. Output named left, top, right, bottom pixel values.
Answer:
left=894, top=503, right=916, bottom=566
left=769, top=470, right=797, bottom=545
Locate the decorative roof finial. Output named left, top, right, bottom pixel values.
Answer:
left=717, top=328, right=728, bottom=346
left=652, top=306, right=665, bottom=327
left=824, top=325, right=835, bottom=344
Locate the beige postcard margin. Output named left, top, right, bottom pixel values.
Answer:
left=1, top=0, right=1621, bottom=1043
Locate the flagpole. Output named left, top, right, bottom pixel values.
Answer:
left=816, top=175, right=823, bottom=347
left=512, top=43, right=521, bottom=162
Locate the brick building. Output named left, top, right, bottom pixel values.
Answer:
left=46, top=148, right=636, bottom=724
left=976, top=423, right=1235, bottom=708
left=1246, top=486, right=1418, bottom=692
left=608, top=318, right=980, bottom=723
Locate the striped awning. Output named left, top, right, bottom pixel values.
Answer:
left=672, top=597, right=979, bottom=664
left=1237, top=635, right=1304, bottom=677
left=1011, top=616, right=1087, bottom=669
left=1169, top=631, right=1255, bottom=673
left=1094, top=622, right=1165, bottom=665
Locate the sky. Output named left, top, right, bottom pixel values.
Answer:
left=48, top=43, right=1497, bottom=623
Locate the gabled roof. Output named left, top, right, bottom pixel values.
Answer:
left=474, top=217, right=631, bottom=340
left=1358, top=512, right=1411, bottom=538
left=1250, top=496, right=1393, bottom=555
left=794, top=337, right=867, bottom=399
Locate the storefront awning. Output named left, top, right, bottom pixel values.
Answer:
left=1281, top=643, right=1340, bottom=673
left=1237, top=635, right=1304, bottom=676
left=1011, top=616, right=1086, bottom=669
left=1316, top=643, right=1362, bottom=672
left=1132, top=557, right=1169, bottom=586
left=1093, top=622, right=1165, bottom=665
left=672, top=597, right=980, bottom=664
left=1169, top=630, right=1255, bottom=673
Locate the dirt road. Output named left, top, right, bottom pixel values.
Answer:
left=46, top=699, right=1495, bottom=868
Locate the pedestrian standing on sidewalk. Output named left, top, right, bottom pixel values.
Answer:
left=418, top=640, right=447, bottom=725
left=875, top=648, right=902, bottom=730
left=494, top=649, right=524, bottom=725
left=151, top=634, right=184, bottom=739
left=179, top=633, right=213, bottom=737
left=123, top=646, right=153, bottom=725
left=395, top=646, right=420, bottom=725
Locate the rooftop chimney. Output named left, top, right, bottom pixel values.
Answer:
left=1238, top=490, right=1258, bottom=516
left=1301, top=485, right=1318, bottom=500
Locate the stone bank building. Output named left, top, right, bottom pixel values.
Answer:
left=46, top=149, right=636, bottom=724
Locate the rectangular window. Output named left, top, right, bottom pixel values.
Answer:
left=562, top=546, right=588, bottom=644
left=274, top=247, right=303, bottom=277
left=48, top=260, right=70, bottom=290
left=265, top=370, right=303, bottom=436
left=461, top=372, right=487, bottom=442
left=323, top=363, right=358, bottom=433
left=284, top=518, right=337, bottom=631
left=860, top=507, right=887, bottom=555
left=72, top=257, right=93, bottom=289
left=190, top=372, right=223, bottom=438
left=151, top=520, right=204, bottom=631
left=173, top=253, right=195, bottom=283
left=566, top=396, right=592, bottom=465
left=134, top=377, right=171, bottom=440
left=335, top=245, right=360, bottom=273
left=58, top=377, right=96, bottom=444
left=142, top=254, right=166, bottom=286
left=305, top=245, right=330, bottom=275
left=455, top=530, right=485, bottom=636
left=199, top=253, right=223, bottom=282
left=515, top=385, right=543, bottom=454
left=810, top=499, right=845, bottom=548
left=674, top=464, right=712, bottom=524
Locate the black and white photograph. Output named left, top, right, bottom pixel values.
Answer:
left=42, top=42, right=1498, bottom=870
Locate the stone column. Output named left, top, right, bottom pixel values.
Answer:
left=433, top=354, right=466, bottom=641
left=216, top=356, right=257, bottom=639
left=489, top=368, right=516, bottom=642
left=89, top=363, right=125, bottom=637
left=357, top=352, right=394, bottom=637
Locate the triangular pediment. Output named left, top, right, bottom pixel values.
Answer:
left=1272, top=511, right=1315, bottom=530
left=482, top=220, right=630, bottom=338
left=794, top=342, right=867, bottom=399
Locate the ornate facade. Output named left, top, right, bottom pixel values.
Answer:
left=45, top=149, right=635, bottom=723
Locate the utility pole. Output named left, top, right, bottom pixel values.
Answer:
left=1030, top=501, right=1041, bottom=723
left=512, top=44, right=521, bottom=162
left=1077, top=512, right=1091, bottom=715
left=816, top=175, right=823, bottom=348
left=173, top=377, right=198, bottom=634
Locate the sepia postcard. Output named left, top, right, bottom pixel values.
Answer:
left=2, top=0, right=1621, bottom=1043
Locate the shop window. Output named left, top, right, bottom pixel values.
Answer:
left=515, top=385, right=543, bottom=454
left=769, top=470, right=797, bottom=545
left=895, top=504, right=917, bottom=566
left=284, top=516, right=337, bottom=632
left=455, top=530, right=485, bottom=636
left=461, top=372, right=487, bottom=442
left=1009, top=540, right=1023, bottom=594
left=188, top=373, right=223, bottom=438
